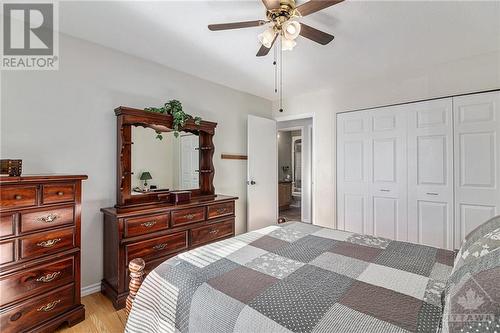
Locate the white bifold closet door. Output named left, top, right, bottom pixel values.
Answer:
left=407, top=99, right=454, bottom=249
left=337, top=91, right=500, bottom=250
left=453, top=91, right=500, bottom=248
left=337, top=106, right=408, bottom=241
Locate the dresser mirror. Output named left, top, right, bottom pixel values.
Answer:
left=131, top=126, right=200, bottom=195
left=115, top=107, right=216, bottom=209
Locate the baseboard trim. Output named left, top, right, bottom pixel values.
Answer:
left=81, top=282, right=101, bottom=297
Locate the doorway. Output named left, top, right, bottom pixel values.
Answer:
left=277, top=117, right=313, bottom=223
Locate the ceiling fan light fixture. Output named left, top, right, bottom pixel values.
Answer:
left=282, top=20, right=301, bottom=40
left=281, top=37, right=297, bottom=51
left=258, top=27, right=275, bottom=48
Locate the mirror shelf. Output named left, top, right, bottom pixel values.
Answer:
left=115, top=107, right=216, bottom=209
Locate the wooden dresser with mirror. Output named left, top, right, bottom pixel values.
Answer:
left=101, top=107, right=237, bottom=309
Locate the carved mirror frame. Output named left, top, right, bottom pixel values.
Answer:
left=115, top=107, right=216, bottom=209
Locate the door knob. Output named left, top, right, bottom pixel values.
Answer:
left=247, top=180, right=256, bottom=185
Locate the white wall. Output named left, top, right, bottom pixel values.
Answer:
left=1, top=34, right=272, bottom=289
left=273, top=50, right=500, bottom=229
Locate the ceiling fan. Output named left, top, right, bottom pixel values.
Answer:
left=208, top=0, right=343, bottom=56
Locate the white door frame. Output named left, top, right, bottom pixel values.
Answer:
left=278, top=126, right=304, bottom=216
left=275, top=113, right=315, bottom=224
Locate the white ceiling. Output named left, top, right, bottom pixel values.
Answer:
left=59, top=1, right=500, bottom=100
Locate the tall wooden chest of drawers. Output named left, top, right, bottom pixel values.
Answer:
left=101, top=195, right=237, bottom=309
left=0, top=175, right=87, bottom=332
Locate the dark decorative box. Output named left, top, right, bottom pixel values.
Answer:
left=1, top=159, right=22, bottom=176
left=170, top=191, right=191, bottom=204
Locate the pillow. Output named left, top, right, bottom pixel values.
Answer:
left=453, top=215, right=500, bottom=271
left=441, top=217, right=500, bottom=332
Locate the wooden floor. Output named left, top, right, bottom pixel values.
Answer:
left=56, top=293, right=126, bottom=333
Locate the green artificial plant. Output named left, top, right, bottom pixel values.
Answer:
left=145, top=100, right=201, bottom=139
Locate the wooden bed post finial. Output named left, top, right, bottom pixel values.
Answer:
left=126, top=258, right=145, bottom=316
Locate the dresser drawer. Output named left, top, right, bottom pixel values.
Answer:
left=0, top=256, right=75, bottom=306
left=0, top=283, right=75, bottom=333
left=171, top=207, right=205, bottom=227
left=42, top=183, right=75, bottom=205
left=207, top=202, right=234, bottom=220
left=20, top=228, right=75, bottom=260
left=20, top=206, right=74, bottom=234
left=126, top=231, right=188, bottom=262
left=190, top=219, right=234, bottom=247
left=0, top=240, right=15, bottom=265
left=0, top=213, right=15, bottom=238
left=124, top=213, right=169, bottom=238
left=0, top=186, right=37, bottom=210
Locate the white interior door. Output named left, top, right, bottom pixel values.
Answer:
left=337, top=106, right=407, bottom=241
left=454, top=91, right=500, bottom=247
left=180, top=134, right=199, bottom=189
left=407, top=99, right=454, bottom=249
left=368, top=106, right=408, bottom=241
left=248, top=115, right=278, bottom=231
left=337, top=111, right=370, bottom=233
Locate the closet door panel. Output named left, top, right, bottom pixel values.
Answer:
left=454, top=91, right=500, bottom=248
left=344, top=194, right=365, bottom=234
left=373, top=196, right=398, bottom=239
left=417, top=200, right=448, bottom=248
left=368, top=106, right=407, bottom=241
left=337, top=111, right=371, bottom=232
left=408, top=99, right=453, bottom=249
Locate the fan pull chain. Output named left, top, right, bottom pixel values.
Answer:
left=273, top=39, right=278, bottom=94
left=279, top=35, right=284, bottom=112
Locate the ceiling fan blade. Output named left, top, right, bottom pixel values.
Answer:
left=299, top=23, right=334, bottom=45
left=208, top=20, right=267, bottom=31
left=296, top=0, right=344, bottom=17
left=256, top=33, right=278, bottom=57
left=262, top=0, right=281, bottom=10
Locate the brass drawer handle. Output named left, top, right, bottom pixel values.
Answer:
left=153, top=243, right=168, bottom=251
left=209, top=229, right=219, bottom=235
left=14, top=195, right=22, bottom=200
left=141, top=221, right=157, bottom=228
left=36, top=271, right=61, bottom=283
left=184, top=214, right=195, bottom=220
left=37, top=213, right=59, bottom=223
left=37, top=300, right=61, bottom=312
left=57, top=191, right=64, bottom=196
left=216, top=208, right=227, bottom=214
left=37, top=238, right=62, bottom=248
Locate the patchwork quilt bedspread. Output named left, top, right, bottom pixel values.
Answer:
left=126, top=222, right=455, bottom=333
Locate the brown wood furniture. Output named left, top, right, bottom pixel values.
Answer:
left=0, top=174, right=87, bottom=332
left=278, top=181, right=293, bottom=209
left=115, top=107, right=217, bottom=209
left=101, top=106, right=238, bottom=309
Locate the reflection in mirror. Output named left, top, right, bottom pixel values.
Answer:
left=131, top=126, right=199, bottom=195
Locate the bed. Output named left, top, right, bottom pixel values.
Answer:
left=125, top=218, right=500, bottom=333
